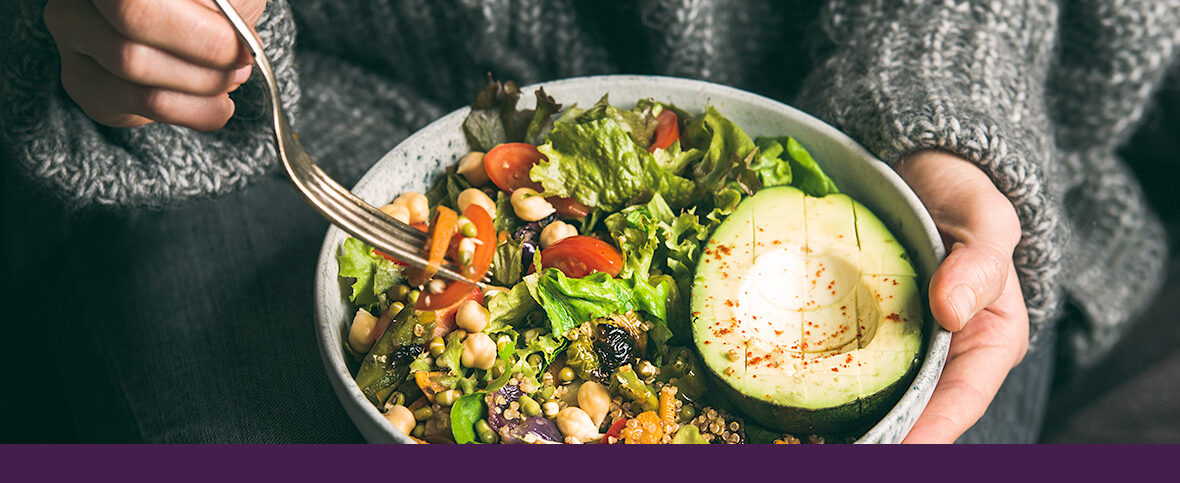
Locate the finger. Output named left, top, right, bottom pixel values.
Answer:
left=900, top=339, right=1013, bottom=443
left=928, top=242, right=1011, bottom=332
left=903, top=265, right=1028, bottom=443
left=61, top=52, right=235, bottom=131
left=897, top=151, right=1021, bottom=332
left=55, top=0, right=252, bottom=96
left=90, top=0, right=266, bottom=69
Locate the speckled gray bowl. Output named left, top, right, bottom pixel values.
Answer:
left=314, top=75, right=950, bottom=444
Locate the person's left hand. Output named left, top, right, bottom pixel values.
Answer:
left=894, top=150, right=1030, bottom=443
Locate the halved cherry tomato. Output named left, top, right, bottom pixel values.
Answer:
left=538, top=235, right=623, bottom=278
left=460, top=205, right=497, bottom=281
left=649, top=110, right=679, bottom=152
left=485, top=142, right=545, bottom=192
left=429, top=286, right=484, bottom=338
left=485, top=142, right=591, bottom=219
left=549, top=196, right=592, bottom=219
left=415, top=205, right=496, bottom=311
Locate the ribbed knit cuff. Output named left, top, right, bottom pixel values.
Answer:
left=795, top=0, right=1066, bottom=335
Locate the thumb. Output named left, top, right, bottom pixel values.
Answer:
left=929, top=242, right=1012, bottom=332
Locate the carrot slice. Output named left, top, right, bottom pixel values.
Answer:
left=407, top=206, right=458, bottom=286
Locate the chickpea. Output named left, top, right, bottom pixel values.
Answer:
left=378, top=203, right=411, bottom=224
left=348, top=308, right=379, bottom=353
left=577, top=381, right=611, bottom=427
left=542, top=401, right=560, bottom=418
left=556, top=407, right=601, bottom=442
left=455, top=299, right=490, bottom=333
left=460, top=332, right=496, bottom=370
left=456, top=188, right=495, bottom=217
left=456, top=152, right=490, bottom=186
left=393, top=192, right=429, bottom=224
left=384, top=405, right=416, bottom=436
left=539, top=220, right=577, bottom=248
left=510, top=187, right=555, bottom=221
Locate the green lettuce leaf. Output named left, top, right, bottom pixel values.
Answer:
left=651, top=140, right=700, bottom=176
left=491, top=238, right=525, bottom=287
left=337, top=237, right=404, bottom=311
left=754, top=136, right=839, bottom=197
left=683, top=106, right=761, bottom=197
left=486, top=282, right=538, bottom=332
left=493, top=191, right=523, bottom=234
left=425, top=166, right=472, bottom=211
left=435, top=330, right=466, bottom=375
left=571, top=95, right=660, bottom=148
left=751, top=137, right=793, bottom=188
left=524, top=268, right=670, bottom=338
left=604, top=193, right=676, bottom=280
left=532, top=118, right=696, bottom=211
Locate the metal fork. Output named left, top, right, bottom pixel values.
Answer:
left=213, top=0, right=485, bottom=288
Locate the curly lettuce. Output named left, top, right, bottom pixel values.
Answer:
left=531, top=118, right=695, bottom=212
left=337, top=237, right=404, bottom=312
left=524, top=268, right=670, bottom=338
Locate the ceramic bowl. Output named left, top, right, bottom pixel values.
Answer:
left=314, top=75, right=950, bottom=444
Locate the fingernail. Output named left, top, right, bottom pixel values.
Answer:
left=232, top=65, right=253, bottom=84
left=947, top=285, right=976, bottom=329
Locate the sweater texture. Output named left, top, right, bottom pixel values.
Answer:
left=2, top=0, right=1178, bottom=367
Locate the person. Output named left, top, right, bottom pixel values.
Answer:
left=1, top=0, right=1175, bottom=443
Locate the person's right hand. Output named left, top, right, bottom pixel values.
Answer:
left=44, top=0, right=267, bottom=132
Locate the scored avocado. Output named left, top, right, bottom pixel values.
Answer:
left=690, top=186, right=922, bottom=434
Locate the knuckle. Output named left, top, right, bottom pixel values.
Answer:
left=194, top=18, right=241, bottom=66
left=138, top=88, right=172, bottom=118
left=113, top=42, right=151, bottom=81
left=113, top=0, right=152, bottom=36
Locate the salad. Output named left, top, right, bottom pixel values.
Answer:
left=337, top=78, right=918, bottom=444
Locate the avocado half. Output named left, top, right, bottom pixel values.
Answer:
left=690, top=186, right=922, bottom=434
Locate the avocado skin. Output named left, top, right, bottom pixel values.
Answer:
left=713, top=354, right=919, bottom=435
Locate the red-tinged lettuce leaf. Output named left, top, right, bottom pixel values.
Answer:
left=463, top=75, right=561, bottom=151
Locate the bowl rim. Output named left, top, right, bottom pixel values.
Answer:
left=314, top=74, right=951, bottom=444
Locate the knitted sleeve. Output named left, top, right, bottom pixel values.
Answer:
left=0, top=0, right=300, bottom=209
left=795, top=0, right=1065, bottom=335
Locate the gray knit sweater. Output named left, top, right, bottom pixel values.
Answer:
left=2, top=0, right=1178, bottom=367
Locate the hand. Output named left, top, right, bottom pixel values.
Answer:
left=895, top=151, right=1030, bottom=444
left=44, top=0, right=267, bottom=132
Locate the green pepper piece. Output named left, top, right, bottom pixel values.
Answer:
left=659, top=347, right=708, bottom=401
left=565, top=337, right=601, bottom=381
left=356, top=307, right=438, bottom=405
left=612, top=365, right=658, bottom=412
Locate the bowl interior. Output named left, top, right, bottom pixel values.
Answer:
left=314, top=75, right=950, bottom=444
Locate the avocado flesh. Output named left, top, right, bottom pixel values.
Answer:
left=691, top=186, right=922, bottom=434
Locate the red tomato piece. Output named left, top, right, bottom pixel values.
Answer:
left=484, top=142, right=545, bottom=192
left=538, top=235, right=623, bottom=278
left=601, top=418, right=628, bottom=444
left=428, top=286, right=484, bottom=338
left=649, top=110, right=679, bottom=152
